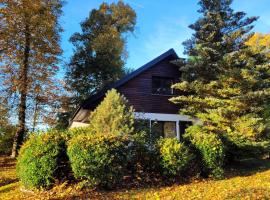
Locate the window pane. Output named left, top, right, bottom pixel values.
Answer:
left=151, top=121, right=164, bottom=139
left=164, top=122, right=176, bottom=138
left=179, top=121, right=193, bottom=139
left=152, top=77, right=174, bottom=95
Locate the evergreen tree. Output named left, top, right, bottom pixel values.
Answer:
left=66, top=1, right=136, bottom=106
left=88, top=89, right=134, bottom=135
left=171, top=0, right=270, bottom=157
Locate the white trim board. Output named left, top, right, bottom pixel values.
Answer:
left=134, top=112, right=194, bottom=122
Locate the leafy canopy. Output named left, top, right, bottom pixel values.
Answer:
left=66, top=1, right=136, bottom=105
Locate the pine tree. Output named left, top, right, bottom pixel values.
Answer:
left=171, top=0, right=270, bottom=157
left=66, top=1, right=136, bottom=106
left=88, top=89, right=134, bottom=135
left=0, top=0, right=63, bottom=157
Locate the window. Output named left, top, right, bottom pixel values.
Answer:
left=152, top=76, right=174, bottom=95
left=151, top=121, right=177, bottom=139
left=179, top=121, right=193, bottom=140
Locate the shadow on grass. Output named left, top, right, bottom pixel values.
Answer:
left=0, top=182, right=18, bottom=194
left=0, top=178, right=19, bottom=187
left=225, top=158, right=270, bottom=178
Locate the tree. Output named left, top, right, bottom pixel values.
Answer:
left=88, top=89, right=134, bottom=135
left=246, top=33, right=270, bottom=58
left=171, top=0, right=270, bottom=158
left=0, top=97, right=9, bottom=127
left=66, top=1, right=136, bottom=106
left=0, top=0, right=64, bottom=157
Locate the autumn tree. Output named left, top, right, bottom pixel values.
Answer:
left=171, top=0, right=270, bottom=158
left=246, top=33, right=270, bottom=58
left=0, top=0, right=64, bottom=157
left=66, top=1, right=136, bottom=106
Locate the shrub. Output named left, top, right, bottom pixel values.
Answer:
left=89, top=89, right=134, bottom=135
left=67, top=133, right=129, bottom=189
left=157, top=138, right=194, bottom=177
left=65, top=127, right=91, bottom=141
left=126, top=132, right=161, bottom=178
left=16, top=130, right=68, bottom=189
left=184, top=125, right=225, bottom=179
left=0, top=125, right=16, bottom=155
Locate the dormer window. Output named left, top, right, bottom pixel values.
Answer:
left=152, top=76, right=174, bottom=95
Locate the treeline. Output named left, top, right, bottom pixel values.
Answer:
left=0, top=0, right=136, bottom=156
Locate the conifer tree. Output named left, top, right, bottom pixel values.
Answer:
left=171, top=0, right=270, bottom=156
left=88, top=89, right=134, bottom=135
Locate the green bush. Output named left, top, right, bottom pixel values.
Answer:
left=0, top=125, right=16, bottom=155
left=67, top=133, right=129, bottom=189
left=126, top=132, right=161, bottom=177
left=89, top=89, right=134, bottom=135
left=16, top=130, right=68, bottom=189
left=184, top=125, right=225, bottom=179
left=65, top=127, right=91, bottom=141
left=157, top=138, right=194, bottom=177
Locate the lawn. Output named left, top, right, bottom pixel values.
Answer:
left=1, top=156, right=270, bottom=200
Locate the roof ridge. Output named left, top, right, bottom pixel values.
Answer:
left=71, top=48, right=179, bottom=121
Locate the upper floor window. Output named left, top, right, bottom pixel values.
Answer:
left=152, top=76, right=174, bottom=95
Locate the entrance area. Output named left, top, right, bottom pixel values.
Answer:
left=134, top=112, right=196, bottom=140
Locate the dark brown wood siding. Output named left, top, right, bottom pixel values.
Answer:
left=118, top=57, right=181, bottom=114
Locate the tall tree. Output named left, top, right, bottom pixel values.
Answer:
left=0, top=97, right=9, bottom=127
left=66, top=1, right=136, bottom=106
left=0, top=0, right=64, bottom=157
left=171, top=0, right=270, bottom=157
left=246, top=33, right=270, bottom=58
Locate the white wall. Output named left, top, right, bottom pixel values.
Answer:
left=70, top=121, right=89, bottom=129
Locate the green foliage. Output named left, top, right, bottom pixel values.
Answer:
left=16, top=131, right=68, bottom=189
left=127, top=132, right=161, bottom=176
left=66, top=1, right=136, bottom=104
left=0, top=125, right=16, bottom=155
left=171, top=0, right=270, bottom=161
left=89, top=89, right=135, bottom=135
left=67, top=133, right=129, bottom=189
left=157, top=138, right=194, bottom=177
left=184, top=125, right=225, bottom=179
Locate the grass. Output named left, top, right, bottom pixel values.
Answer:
left=1, top=156, right=270, bottom=199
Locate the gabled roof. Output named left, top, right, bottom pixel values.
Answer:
left=72, top=48, right=179, bottom=121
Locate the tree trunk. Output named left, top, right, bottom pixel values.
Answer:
left=32, top=98, right=39, bottom=132
left=11, top=22, right=30, bottom=158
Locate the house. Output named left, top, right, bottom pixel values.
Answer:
left=70, top=49, right=197, bottom=140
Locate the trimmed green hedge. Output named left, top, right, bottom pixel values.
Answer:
left=67, top=133, right=129, bottom=189
left=16, top=131, right=68, bottom=189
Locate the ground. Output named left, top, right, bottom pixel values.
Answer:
left=1, top=156, right=270, bottom=200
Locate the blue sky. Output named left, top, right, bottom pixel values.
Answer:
left=60, top=0, right=270, bottom=72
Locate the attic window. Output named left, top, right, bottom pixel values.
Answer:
left=152, top=76, right=174, bottom=95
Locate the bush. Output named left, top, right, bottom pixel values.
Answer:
left=67, top=133, right=129, bottom=189
left=65, top=127, right=91, bottom=141
left=89, top=89, right=134, bottom=135
left=0, top=125, right=16, bottom=155
left=16, top=130, right=68, bottom=189
left=126, top=132, right=161, bottom=178
left=157, top=138, right=194, bottom=177
left=184, top=125, right=225, bottom=179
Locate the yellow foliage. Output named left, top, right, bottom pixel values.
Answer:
left=246, top=33, right=270, bottom=57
